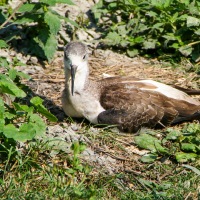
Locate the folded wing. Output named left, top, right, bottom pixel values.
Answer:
left=98, top=77, right=200, bottom=132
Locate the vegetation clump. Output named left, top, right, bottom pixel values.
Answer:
left=92, top=0, right=200, bottom=62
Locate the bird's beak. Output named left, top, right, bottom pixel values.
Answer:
left=70, top=64, right=77, bottom=96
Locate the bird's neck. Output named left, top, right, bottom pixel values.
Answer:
left=65, top=65, right=89, bottom=94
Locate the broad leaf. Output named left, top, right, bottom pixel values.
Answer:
left=34, top=31, right=57, bottom=62
left=181, top=143, right=197, bottom=153
left=40, top=0, right=56, bottom=6
left=140, top=153, right=157, bottom=163
left=3, top=124, right=18, bottom=140
left=134, top=133, right=168, bottom=154
left=0, top=75, right=26, bottom=98
left=29, top=114, right=46, bottom=137
left=65, top=17, right=79, bottom=28
left=18, top=3, right=36, bottom=12
left=0, top=98, right=5, bottom=132
left=55, top=0, right=74, bottom=5
left=13, top=102, right=34, bottom=114
left=0, top=40, right=8, bottom=48
left=179, top=45, right=193, bottom=57
left=187, top=16, right=200, bottom=27
left=143, top=40, right=156, bottom=49
left=30, top=97, right=57, bottom=122
left=17, top=71, right=31, bottom=80
left=18, top=123, right=36, bottom=141
left=175, top=152, right=197, bottom=162
left=4, top=112, right=15, bottom=120
left=127, top=48, right=139, bottom=57
left=105, top=32, right=121, bottom=45
left=44, top=11, right=61, bottom=35
left=9, top=68, right=17, bottom=81
left=4, top=123, right=33, bottom=142
left=166, top=128, right=181, bottom=140
left=195, top=29, right=200, bottom=35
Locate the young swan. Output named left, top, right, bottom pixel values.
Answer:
left=62, top=41, right=200, bottom=133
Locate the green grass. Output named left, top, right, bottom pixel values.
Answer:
left=0, top=124, right=199, bottom=200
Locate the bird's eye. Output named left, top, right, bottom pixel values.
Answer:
left=83, top=54, right=87, bottom=60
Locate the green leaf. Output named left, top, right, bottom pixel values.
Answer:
left=0, top=98, right=5, bottom=132
left=18, top=3, right=36, bottom=12
left=175, top=152, right=197, bottom=162
left=127, top=48, right=139, bottom=57
left=179, top=45, right=193, bottom=57
left=3, top=124, right=18, bottom=139
left=4, top=112, right=15, bottom=120
left=183, top=123, right=200, bottom=134
left=55, top=0, right=74, bottom=5
left=14, top=13, right=40, bottom=24
left=18, top=123, right=36, bottom=141
left=29, top=114, right=46, bottom=137
left=152, top=22, right=164, bottom=32
left=30, top=96, right=43, bottom=105
left=0, top=57, right=9, bottom=68
left=9, top=68, right=17, bottom=81
left=166, top=128, right=181, bottom=140
left=117, top=25, right=128, bottom=37
left=34, top=31, right=57, bottom=62
left=134, top=133, right=168, bottom=154
left=188, top=2, right=200, bottom=15
left=133, top=36, right=144, bottom=44
left=171, top=43, right=180, bottom=49
left=0, top=40, right=8, bottom=48
left=143, top=40, right=156, bottom=49
left=183, top=164, right=200, bottom=176
left=105, top=32, right=121, bottom=45
left=14, top=16, right=36, bottom=24
left=146, top=11, right=157, bottom=17
left=187, top=16, right=200, bottom=27
left=195, top=29, right=200, bottom=35
left=40, top=0, right=56, bottom=6
left=181, top=143, right=197, bottom=153
left=140, top=153, right=157, bottom=163
left=13, top=102, right=34, bottom=114
left=163, top=34, right=177, bottom=41
left=17, top=71, right=31, bottom=80
left=0, top=75, right=26, bottom=98
left=64, top=17, right=79, bottom=28
left=30, top=97, right=57, bottom=122
left=44, top=11, right=61, bottom=35
left=44, top=33, right=57, bottom=62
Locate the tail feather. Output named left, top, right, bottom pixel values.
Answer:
left=172, top=85, right=200, bottom=95
left=172, top=111, right=200, bottom=124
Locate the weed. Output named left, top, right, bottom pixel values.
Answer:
left=0, top=0, right=77, bottom=61
left=92, top=0, right=200, bottom=63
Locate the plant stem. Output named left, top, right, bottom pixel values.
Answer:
left=0, top=0, right=27, bottom=29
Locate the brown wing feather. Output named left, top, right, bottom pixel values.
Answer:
left=98, top=82, right=200, bottom=133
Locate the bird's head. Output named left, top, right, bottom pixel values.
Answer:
left=63, top=41, right=89, bottom=95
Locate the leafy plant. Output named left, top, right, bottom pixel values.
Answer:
left=92, top=0, right=200, bottom=62
left=0, top=0, right=77, bottom=61
left=134, top=123, right=200, bottom=163
left=0, top=56, right=57, bottom=160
